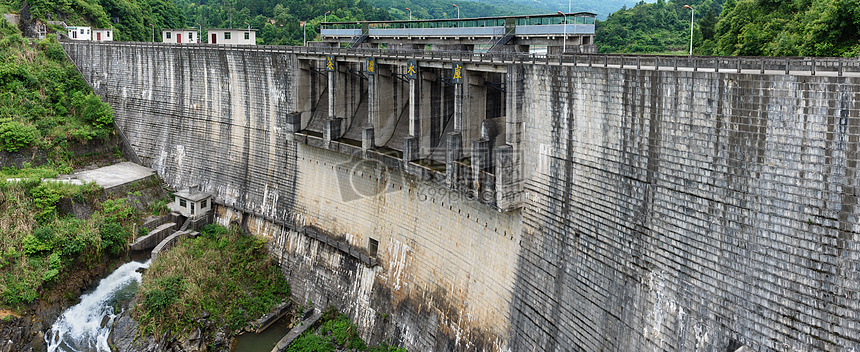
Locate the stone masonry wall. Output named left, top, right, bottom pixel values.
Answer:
left=511, top=65, right=860, bottom=352
left=63, top=42, right=522, bottom=351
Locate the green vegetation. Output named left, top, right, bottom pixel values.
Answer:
left=0, top=178, right=141, bottom=307
left=712, top=0, right=860, bottom=57
left=0, top=22, right=115, bottom=165
left=596, top=0, right=860, bottom=56
left=596, top=0, right=724, bottom=54
left=288, top=307, right=406, bottom=352
left=2, top=0, right=185, bottom=41
left=176, top=0, right=391, bottom=46
left=134, top=224, right=291, bottom=336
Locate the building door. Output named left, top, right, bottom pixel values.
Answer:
left=211, top=33, right=216, bottom=44
left=72, top=31, right=77, bottom=39
left=177, top=34, right=181, bottom=43
left=96, top=32, right=101, bottom=41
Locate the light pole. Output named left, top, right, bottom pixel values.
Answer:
left=149, top=23, right=154, bottom=42
left=302, top=22, right=306, bottom=46
left=245, top=22, right=250, bottom=44
left=452, top=4, right=459, bottom=19
left=684, top=5, right=694, bottom=56
left=196, top=22, right=201, bottom=43
left=557, top=11, right=567, bottom=54
left=406, top=7, right=411, bottom=20
left=325, top=11, right=330, bottom=22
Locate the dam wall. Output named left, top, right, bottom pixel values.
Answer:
left=64, top=42, right=860, bottom=351
left=511, top=65, right=860, bottom=351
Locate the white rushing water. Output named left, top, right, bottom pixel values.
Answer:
left=46, top=260, right=150, bottom=352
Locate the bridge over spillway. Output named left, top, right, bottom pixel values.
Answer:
left=63, top=40, right=860, bottom=352
left=318, top=12, right=597, bottom=53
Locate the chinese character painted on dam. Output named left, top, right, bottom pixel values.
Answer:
left=452, top=63, right=463, bottom=84
left=406, top=60, right=417, bottom=79
left=366, top=58, right=375, bottom=75
left=326, top=56, right=335, bottom=71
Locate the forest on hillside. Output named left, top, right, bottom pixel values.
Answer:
left=596, top=0, right=860, bottom=57
left=2, top=0, right=857, bottom=55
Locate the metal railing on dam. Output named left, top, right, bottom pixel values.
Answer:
left=68, top=41, right=860, bottom=77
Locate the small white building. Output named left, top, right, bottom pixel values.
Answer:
left=67, top=26, right=91, bottom=40
left=162, top=29, right=198, bottom=44
left=92, top=28, right=114, bottom=41
left=172, top=186, right=212, bottom=220
left=208, top=28, right=256, bottom=45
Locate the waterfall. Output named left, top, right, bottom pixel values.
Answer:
left=46, top=260, right=150, bottom=352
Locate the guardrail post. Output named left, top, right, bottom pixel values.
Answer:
left=588, top=55, right=592, bottom=67
left=655, top=57, right=659, bottom=71
left=715, top=58, right=719, bottom=73
left=737, top=58, right=741, bottom=73
left=785, top=58, right=790, bottom=74
left=693, top=58, right=697, bottom=72
left=674, top=57, right=678, bottom=71
left=573, top=54, right=577, bottom=67
left=838, top=60, right=843, bottom=77
left=637, top=56, right=641, bottom=70
left=604, top=55, right=608, bottom=68
left=760, top=59, right=765, bottom=74
left=811, top=58, right=816, bottom=76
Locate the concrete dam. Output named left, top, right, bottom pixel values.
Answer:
left=63, top=41, right=860, bottom=352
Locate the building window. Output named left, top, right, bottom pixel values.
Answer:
left=166, top=31, right=171, bottom=38
left=107, top=31, right=110, bottom=37
left=244, top=32, right=249, bottom=40
left=200, top=199, right=207, bottom=209
left=368, top=238, right=379, bottom=258
left=191, top=203, right=195, bottom=215
left=188, top=32, right=192, bottom=40
left=79, top=29, right=84, bottom=34
left=224, top=32, right=231, bottom=39
left=180, top=199, right=186, bottom=207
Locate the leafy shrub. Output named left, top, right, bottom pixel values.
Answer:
left=27, top=183, right=61, bottom=221
left=22, top=233, right=53, bottom=255
left=286, top=332, right=334, bottom=352
left=40, top=36, right=66, bottom=61
left=142, top=275, right=185, bottom=314
left=0, top=120, right=39, bottom=152
left=145, top=199, right=170, bottom=216
left=70, top=91, right=113, bottom=133
left=99, top=221, right=130, bottom=256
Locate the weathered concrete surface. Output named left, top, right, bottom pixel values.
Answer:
left=271, top=309, right=322, bottom=352
left=130, top=222, right=176, bottom=251
left=150, top=230, right=198, bottom=260
left=65, top=42, right=521, bottom=351
left=64, top=41, right=860, bottom=352
left=75, top=161, right=156, bottom=189
left=510, top=65, right=860, bottom=352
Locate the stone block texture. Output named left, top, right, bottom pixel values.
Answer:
left=64, top=42, right=860, bottom=352
left=513, top=65, right=860, bottom=352
left=63, top=42, right=521, bottom=351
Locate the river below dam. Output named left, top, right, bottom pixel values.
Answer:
left=45, top=259, right=150, bottom=352
left=41, top=255, right=294, bottom=352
